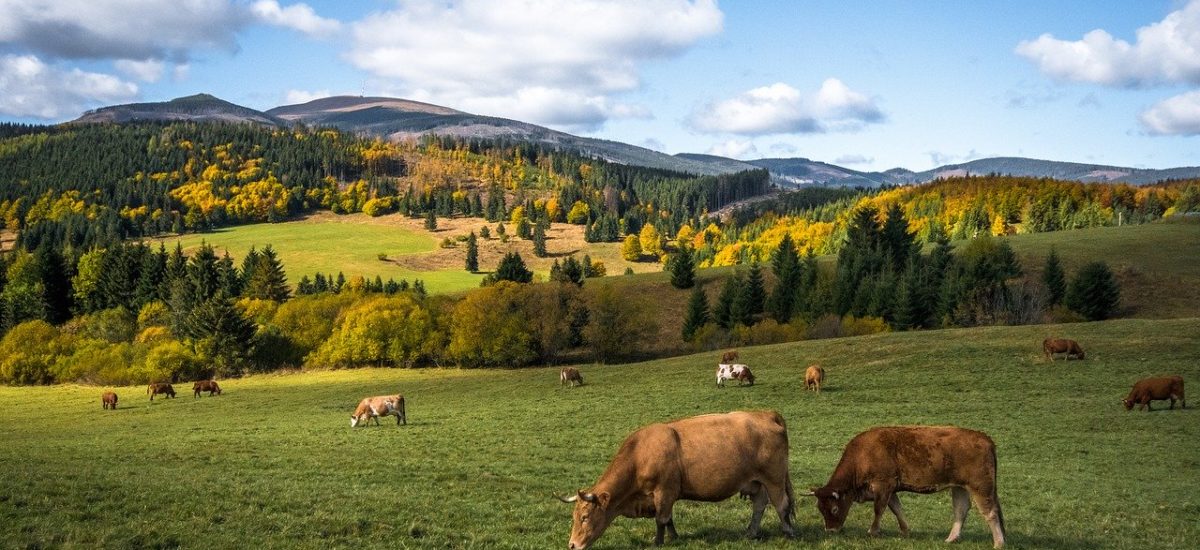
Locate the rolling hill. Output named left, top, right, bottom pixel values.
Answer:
left=73, top=93, right=283, bottom=126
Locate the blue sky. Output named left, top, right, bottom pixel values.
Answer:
left=1, top=1, right=1198, bottom=171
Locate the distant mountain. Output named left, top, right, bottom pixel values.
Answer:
left=73, top=94, right=282, bottom=126
left=267, top=96, right=758, bottom=176
left=904, top=157, right=1200, bottom=186
left=746, top=157, right=897, bottom=188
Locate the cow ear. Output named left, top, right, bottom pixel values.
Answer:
left=579, top=491, right=596, bottom=503
left=596, top=491, right=611, bottom=509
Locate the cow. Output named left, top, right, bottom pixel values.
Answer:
left=350, top=394, right=407, bottom=427
left=101, top=392, right=118, bottom=410
left=561, top=367, right=584, bottom=388
left=720, top=350, right=739, bottom=363
left=147, top=382, right=176, bottom=400
left=803, top=426, right=1006, bottom=549
left=804, top=365, right=826, bottom=393
left=716, top=364, right=755, bottom=387
left=1043, top=338, right=1085, bottom=361
left=193, top=380, right=222, bottom=398
left=1123, top=376, right=1185, bottom=412
left=558, top=411, right=795, bottom=549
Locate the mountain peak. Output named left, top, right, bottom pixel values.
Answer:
left=73, top=94, right=280, bottom=126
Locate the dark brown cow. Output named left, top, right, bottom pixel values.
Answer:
left=560, top=367, right=584, bottom=387
left=147, top=382, right=175, bottom=400
left=720, top=349, right=740, bottom=363
left=1123, top=376, right=1185, bottom=411
left=804, top=365, right=825, bottom=393
left=1043, top=338, right=1085, bottom=361
left=804, top=426, right=1006, bottom=549
left=193, top=380, right=222, bottom=398
left=101, top=391, right=118, bottom=410
left=559, top=411, right=795, bottom=549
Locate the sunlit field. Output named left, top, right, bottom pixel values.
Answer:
left=1, top=318, right=1197, bottom=549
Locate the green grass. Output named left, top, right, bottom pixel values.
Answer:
left=2, top=318, right=1197, bottom=549
left=156, top=215, right=484, bottom=294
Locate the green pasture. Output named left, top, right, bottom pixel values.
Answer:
left=1, top=318, right=1197, bottom=549
left=155, top=217, right=484, bottom=294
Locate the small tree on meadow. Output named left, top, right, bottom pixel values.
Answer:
left=465, top=231, right=479, bottom=272
left=492, top=252, right=533, bottom=284
left=639, top=223, right=663, bottom=258
left=682, top=286, right=709, bottom=341
left=1066, top=261, right=1120, bottom=320
left=532, top=222, right=547, bottom=257
left=621, top=234, right=642, bottom=261
left=668, top=248, right=695, bottom=289
left=424, top=210, right=437, bottom=231
left=1042, top=247, right=1066, bottom=306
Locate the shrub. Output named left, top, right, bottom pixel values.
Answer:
left=0, top=320, right=71, bottom=384
left=137, top=301, right=171, bottom=329
left=841, top=316, right=891, bottom=336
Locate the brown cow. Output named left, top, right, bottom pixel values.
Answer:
left=804, top=426, right=1006, bottom=549
left=350, top=394, right=406, bottom=427
left=1123, top=376, right=1185, bottom=411
left=147, top=382, right=175, bottom=400
left=559, top=411, right=795, bottom=549
left=1043, top=338, right=1085, bottom=361
left=720, top=349, right=740, bottom=363
left=804, top=365, right=826, bottom=393
left=101, top=391, right=118, bottom=410
left=560, top=367, right=584, bottom=387
left=193, top=380, right=222, bottom=398
left=716, top=364, right=755, bottom=387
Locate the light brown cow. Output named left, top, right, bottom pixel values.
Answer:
left=101, top=392, right=118, bottom=410
left=804, top=365, right=826, bottom=393
left=193, top=380, right=222, bottom=398
left=720, top=350, right=740, bottom=363
left=560, top=367, right=584, bottom=387
left=350, top=394, right=406, bottom=427
left=1123, top=376, right=1185, bottom=411
left=559, top=411, right=795, bottom=549
left=804, top=426, right=1006, bottom=549
left=147, top=382, right=175, bottom=400
left=1043, top=338, right=1085, bottom=361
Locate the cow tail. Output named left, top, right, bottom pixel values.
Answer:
left=992, top=445, right=1006, bottom=536
left=773, top=411, right=796, bottom=527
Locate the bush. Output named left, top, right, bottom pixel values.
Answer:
left=841, top=315, right=891, bottom=336
left=1066, top=261, right=1121, bottom=321
left=0, top=320, right=70, bottom=384
left=144, top=340, right=207, bottom=382
left=138, top=301, right=171, bottom=329
left=309, top=295, right=436, bottom=368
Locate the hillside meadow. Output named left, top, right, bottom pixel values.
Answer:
left=1, top=318, right=1197, bottom=549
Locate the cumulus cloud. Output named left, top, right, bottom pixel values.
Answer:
left=346, top=0, right=722, bottom=129
left=706, top=139, right=759, bottom=159
left=640, top=138, right=666, bottom=152
left=251, top=1, right=340, bottom=37
left=0, top=0, right=243, bottom=62
left=1015, top=0, right=1200, bottom=87
left=688, top=79, right=884, bottom=135
left=926, top=149, right=983, bottom=168
left=834, top=154, right=874, bottom=165
left=769, top=142, right=798, bottom=155
left=114, top=58, right=166, bottom=82
left=1140, top=91, right=1200, bottom=135
left=0, top=54, right=137, bottom=118
left=283, top=89, right=333, bottom=105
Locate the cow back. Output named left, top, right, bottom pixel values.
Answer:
left=665, top=411, right=789, bottom=499
left=835, top=426, right=997, bottom=492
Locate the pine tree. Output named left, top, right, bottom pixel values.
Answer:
left=561, top=256, right=584, bottom=285
left=217, top=252, right=241, bottom=298
left=532, top=222, right=547, bottom=257
left=183, top=296, right=257, bottom=377
left=137, top=245, right=168, bottom=305
left=881, top=203, right=918, bottom=272
left=682, top=286, right=710, bottom=341
left=582, top=254, right=595, bottom=278
left=493, top=252, right=533, bottom=283
left=1043, top=247, right=1066, bottom=306
left=424, top=210, right=437, bottom=231
left=668, top=247, right=695, bottom=289
left=1066, top=261, right=1120, bottom=320
left=296, top=275, right=313, bottom=295
left=769, top=234, right=800, bottom=322
left=517, top=216, right=532, bottom=239
left=187, top=243, right=221, bottom=306
left=240, top=247, right=261, bottom=290
left=465, top=231, right=479, bottom=272
left=714, top=273, right=741, bottom=329
left=35, top=245, right=72, bottom=325
left=245, top=245, right=289, bottom=302
left=740, top=262, right=766, bottom=324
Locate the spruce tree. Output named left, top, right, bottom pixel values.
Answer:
left=217, top=252, right=242, bottom=298
left=1066, top=261, right=1120, bottom=321
left=1043, top=247, right=1066, bottom=306
left=769, top=234, right=800, bottom=322
left=682, top=286, right=710, bottom=341
left=35, top=245, right=72, bottom=325
left=183, top=296, right=257, bottom=377
left=517, top=216, right=532, bottom=240
left=668, top=247, right=695, bottom=289
left=137, top=245, right=168, bottom=305
left=532, top=222, right=547, bottom=257
left=881, top=203, right=918, bottom=272
left=493, top=252, right=533, bottom=283
left=465, top=231, right=479, bottom=272
left=714, top=273, right=741, bottom=329
left=245, top=245, right=290, bottom=302
left=187, top=243, right=221, bottom=306
left=740, top=262, right=767, bottom=324
left=424, top=210, right=437, bottom=231
left=561, top=256, right=584, bottom=285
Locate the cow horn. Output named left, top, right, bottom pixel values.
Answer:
left=555, top=494, right=578, bottom=503
left=580, top=492, right=598, bottom=503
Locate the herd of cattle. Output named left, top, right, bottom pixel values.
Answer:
left=91, top=336, right=1185, bottom=549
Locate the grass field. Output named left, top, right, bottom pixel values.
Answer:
left=1, top=318, right=1197, bottom=549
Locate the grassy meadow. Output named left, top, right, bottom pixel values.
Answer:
left=1, top=318, right=1197, bottom=549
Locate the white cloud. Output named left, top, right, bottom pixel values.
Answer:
left=706, top=139, right=758, bottom=160
left=769, top=142, right=798, bottom=155
left=0, top=54, right=137, bottom=118
left=0, top=0, right=243, bottom=62
left=689, top=79, right=884, bottom=135
left=251, top=1, right=340, bottom=38
left=1016, top=0, right=1200, bottom=87
left=114, top=58, right=165, bottom=82
left=640, top=138, right=666, bottom=152
left=926, top=149, right=983, bottom=168
left=1140, top=90, right=1200, bottom=135
left=346, top=0, right=722, bottom=129
left=834, top=154, right=874, bottom=166
left=284, top=89, right=333, bottom=105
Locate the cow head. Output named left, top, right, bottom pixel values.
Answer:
left=350, top=415, right=360, bottom=427
left=1122, top=399, right=1133, bottom=411
left=810, top=486, right=851, bottom=532
left=559, top=490, right=612, bottom=550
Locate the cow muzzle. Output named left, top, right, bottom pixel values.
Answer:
left=569, top=541, right=587, bottom=550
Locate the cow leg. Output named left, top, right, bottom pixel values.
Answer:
left=946, top=486, right=971, bottom=542
left=652, top=494, right=677, bottom=545
left=888, top=493, right=910, bottom=535
left=1170, top=397, right=1176, bottom=410
left=764, top=481, right=796, bottom=538
left=869, top=491, right=890, bottom=536
left=744, top=483, right=769, bottom=538
left=968, top=487, right=1005, bottom=549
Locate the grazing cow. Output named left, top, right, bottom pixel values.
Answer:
left=350, top=395, right=406, bottom=427
left=804, top=426, right=1006, bottom=549
left=147, top=382, right=176, bottom=400
left=804, top=365, right=826, bottom=393
left=716, top=364, right=755, bottom=387
left=560, top=367, right=584, bottom=387
left=559, top=411, right=795, bottom=549
left=1123, top=376, right=1185, bottom=411
left=720, top=350, right=739, bottom=364
left=193, top=380, right=222, bottom=398
left=1043, top=338, right=1085, bottom=361
left=101, top=392, right=118, bottom=410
